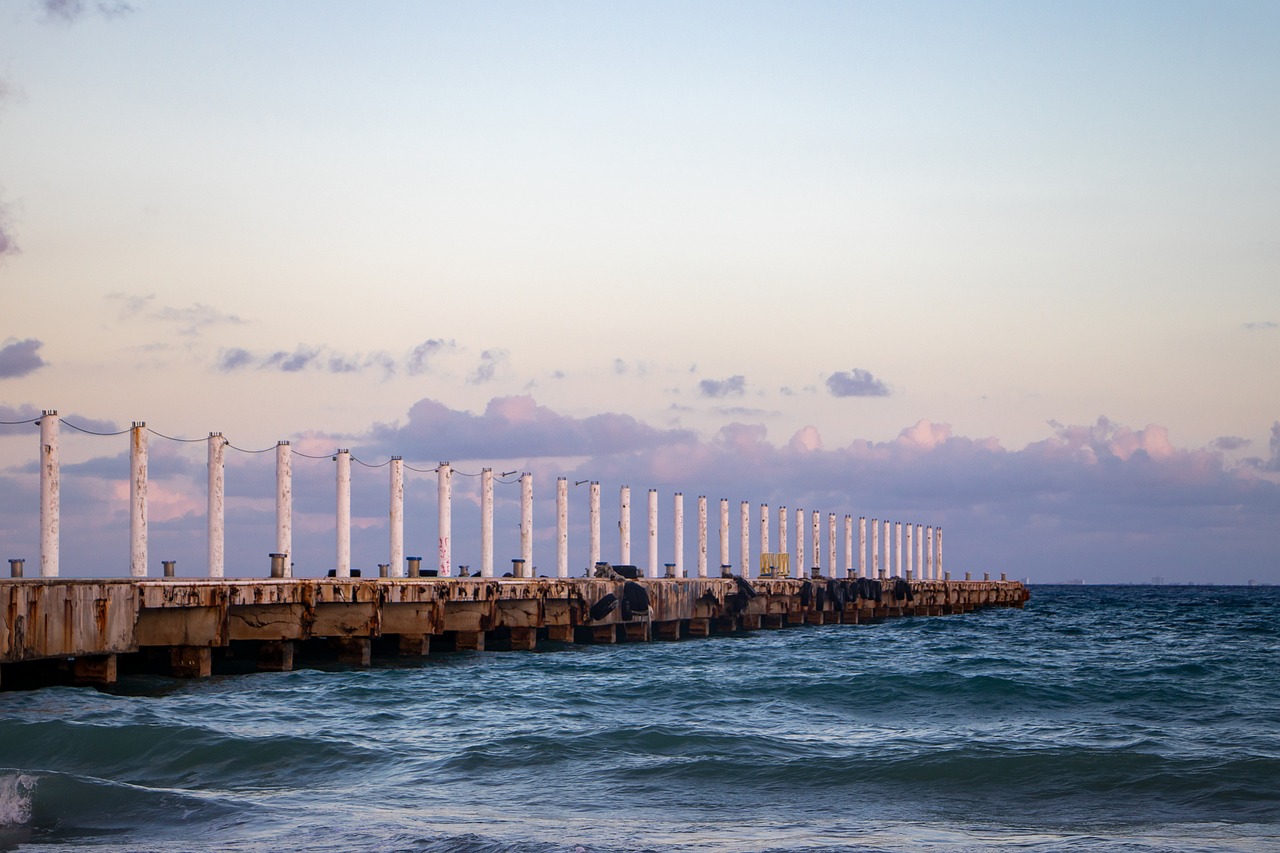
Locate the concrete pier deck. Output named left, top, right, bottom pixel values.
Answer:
left=1, top=577, right=1028, bottom=688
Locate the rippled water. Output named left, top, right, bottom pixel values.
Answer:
left=2, top=585, right=1278, bottom=851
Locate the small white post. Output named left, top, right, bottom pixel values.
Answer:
left=39, top=410, right=60, bottom=577
left=844, top=515, right=853, bottom=578
left=480, top=468, right=494, bottom=578
left=390, top=457, right=404, bottom=578
left=926, top=526, right=935, bottom=580
left=697, top=495, right=708, bottom=578
left=620, top=485, right=632, bottom=565
left=739, top=500, right=750, bottom=578
left=276, top=441, right=292, bottom=577
left=895, top=521, right=903, bottom=579
left=520, top=472, right=532, bottom=576
left=438, top=462, right=452, bottom=577
left=719, top=498, right=729, bottom=570
left=588, top=481, right=601, bottom=568
left=812, top=510, right=821, bottom=576
left=859, top=516, right=867, bottom=578
left=673, top=492, right=684, bottom=578
left=760, top=503, right=770, bottom=555
left=871, top=518, right=879, bottom=578
left=905, top=522, right=914, bottom=581
left=647, top=488, right=658, bottom=579
left=936, top=527, right=944, bottom=579
left=208, top=432, right=226, bottom=578
left=828, top=513, right=836, bottom=578
left=557, top=476, right=569, bottom=578
left=130, top=422, right=148, bottom=577
left=335, top=448, right=351, bottom=577
left=796, top=508, right=805, bottom=577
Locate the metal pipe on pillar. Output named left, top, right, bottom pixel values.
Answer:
left=739, top=500, right=750, bottom=578
left=276, top=441, right=292, bottom=577
left=673, top=492, right=684, bottom=579
left=588, top=481, right=601, bottom=569
left=480, top=468, right=494, bottom=578
left=697, top=495, right=708, bottom=578
left=438, top=462, right=453, bottom=577
left=620, top=485, right=631, bottom=565
left=556, top=477, right=568, bottom=579
left=209, top=432, right=226, bottom=578
left=647, top=488, right=658, bottom=579
left=719, top=498, right=729, bottom=570
left=520, top=472, right=532, bottom=577
left=130, top=422, right=148, bottom=577
left=389, top=457, right=404, bottom=578
left=39, top=410, right=60, bottom=577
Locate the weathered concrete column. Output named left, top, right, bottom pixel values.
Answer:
left=719, top=498, right=729, bottom=569
left=130, top=422, right=148, bottom=577
left=556, top=476, right=568, bottom=578
left=275, top=442, right=292, bottom=577
left=828, top=513, right=837, bottom=577
left=739, top=500, right=750, bottom=578
left=778, top=506, right=788, bottom=562
left=926, top=526, right=934, bottom=580
left=882, top=519, right=891, bottom=579
left=760, top=504, right=770, bottom=555
left=936, top=527, right=944, bottom=579
left=871, top=518, right=879, bottom=578
left=859, top=516, right=867, bottom=578
left=905, top=522, right=914, bottom=581
left=812, top=510, right=821, bottom=575
left=915, top=524, right=924, bottom=581
left=588, top=481, right=601, bottom=568
left=390, top=457, right=404, bottom=578
left=39, top=410, right=59, bottom=577
left=520, top=472, right=532, bottom=576
left=673, top=492, right=684, bottom=578
left=844, top=515, right=853, bottom=578
left=647, top=488, right=658, bottom=579
left=335, top=449, right=351, bottom=577
left=620, top=485, right=632, bottom=564
left=438, top=462, right=453, bottom=577
left=480, top=468, right=494, bottom=578
left=796, top=508, right=805, bottom=577
left=208, top=432, right=226, bottom=578
left=895, top=521, right=903, bottom=579
left=697, top=495, right=708, bottom=578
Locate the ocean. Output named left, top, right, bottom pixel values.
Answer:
left=1, top=585, right=1277, bottom=852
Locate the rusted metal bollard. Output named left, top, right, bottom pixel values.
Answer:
left=9, top=558, right=23, bottom=578
left=270, top=553, right=287, bottom=578
left=162, top=560, right=176, bottom=578
left=407, top=556, right=421, bottom=578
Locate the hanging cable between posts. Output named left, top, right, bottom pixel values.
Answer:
left=147, top=428, right=208, bottom=443
left=0, top=415, right=42, bottom=425
left=62, top=419, right=131, bottom=436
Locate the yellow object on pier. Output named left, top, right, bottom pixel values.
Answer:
left=759, top=552, right=790, bottom=578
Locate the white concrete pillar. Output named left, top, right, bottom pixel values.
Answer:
left=588, top=481, right=601, bottom=568
left=858, top=516, right=867, bottom=578
left=812, top=510, right=821, bottom=575
left=130, top=422, right=148, bottom=577
left=915, top=524, right=924, bottom=581
left=275, top=441, right=292, bottom=577
left=778, top=505, right=787, bottom=562
left=437, top=462, right=453, bottom=577
left=828, top=513, right=837, bottom=577
left=335, top=448, right=350, bottom=578
left=620, top=485, right=631, bottom=564
left=936, top=527, right=944, bottom=579
left=390, top=457, right=404, bottom=577
left=520, top=472, right=532, bottom=576
left=39, top=411, right=59, bottom=577
left=882, top=519, right=891, bottom=579
left=647, top=488, right=658, bottom=579
left=760, top=504, right=770, bottom=555
left=480, top=468, right=494, bottom=578
left=719, top=498, right=729, bottom=570
left=895, top=521, right=903, bottom=579
left=556, top=477, right=568, bottom=579
left=871, top=518, right=879, bottom=578
left=926, top=526, right=934, bottom=580
left=673, top=492, right=684, bottom=578
left=697, top=495, right=708, bottom=578
left=796, top=508, right=805, bottom=577
left=905, top=522, right=914, bottom=581
left=739, top=500, right=750, bottom=578
left=844, top=515, right=853, bottom=578
left=208, top=432, right=226, bottom=578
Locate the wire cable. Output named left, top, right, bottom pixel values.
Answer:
left=62, top=419, right=131, bottom=436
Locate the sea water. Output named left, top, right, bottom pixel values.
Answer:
left=1, top=585, right=1277, bottom=852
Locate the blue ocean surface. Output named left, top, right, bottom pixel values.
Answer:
left=1, top=585, right=1278, bottom=852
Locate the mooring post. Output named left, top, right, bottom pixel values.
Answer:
left=588, top=481, right=601, bottom=568
left=760, top=503, right=770, bottom=555
left=438, top=462, right=453, bottom=577
left=719, top=498, right=729, bottom=569
left=796, top=508, right=804, bottom=577
left=697, top=495, right=708, bottom=578
left=926, top=526, right=934, bottom=580
left=895, top=521, right=903, bottom=579
left=812, top=510, right=821, bottom=576
left=647, top=488, right=658, bottom=578
left=673, top=492, right=684, bottom=578
left=870, top=518, right=878, bottom=578
left=620, top=485, right=631, bottom=565
left=39, top=410, right=59, bottom=577
left=390, top=457, right=404, bottom=577
left=208, top=432, right=226, bottom=578
left=519, top=472, right=532, bottom=577
left=276, top=441, right=292, bottom=577
left=335, top=449, right=351, bottom=577
left=480, top=468, right=494, bottom=578
left=844, top=515, right=853, bottom=578
left=859, top=516, right=867, bottom=578
left=9, top=558, right=23, bottom=578
left=556, top=476, right=568, bottom=579
left=739, top=500, right=750, bottom=579
left=130, top=422, right=148, bottom=577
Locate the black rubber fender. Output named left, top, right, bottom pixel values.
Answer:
left=733, top=575, right=757, bottom=599
left=799, top=580, right=813, bottom=607
left=826, top=578, right=846, bottom=609
left=622, top=580, right=650, bottom=614
left=589, top=593, right=619, bottom=621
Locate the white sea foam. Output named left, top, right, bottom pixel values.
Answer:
left=0, top=773, right=36, bottom=826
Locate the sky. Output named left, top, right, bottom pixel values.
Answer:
left=1, top=0, right=1277, bottom=584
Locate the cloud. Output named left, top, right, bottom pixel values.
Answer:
left=0, top=199, right=17, bottom=258
left=1211, top=436, right=1250, bottom=451
left=0, top=339, right=46, bottom=378
left=698, top=375, right=746, bottom=398
left=407, top=339, right=455, bottom=375
left=40, top=0, right=133, bottom=23
left=1243, top=321, right=1277, bottom=331
left=826, top=368, right=890, bottom=398
left=107, top=293, right=244, bottom=336
left=218, top=340, right=445, bottom=376
left=0, top=403, right=41, bottom=422
left=469, top=349, right=508, bottom=384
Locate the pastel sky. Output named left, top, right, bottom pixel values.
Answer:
left=1, top=0, right=1277, bottom=583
